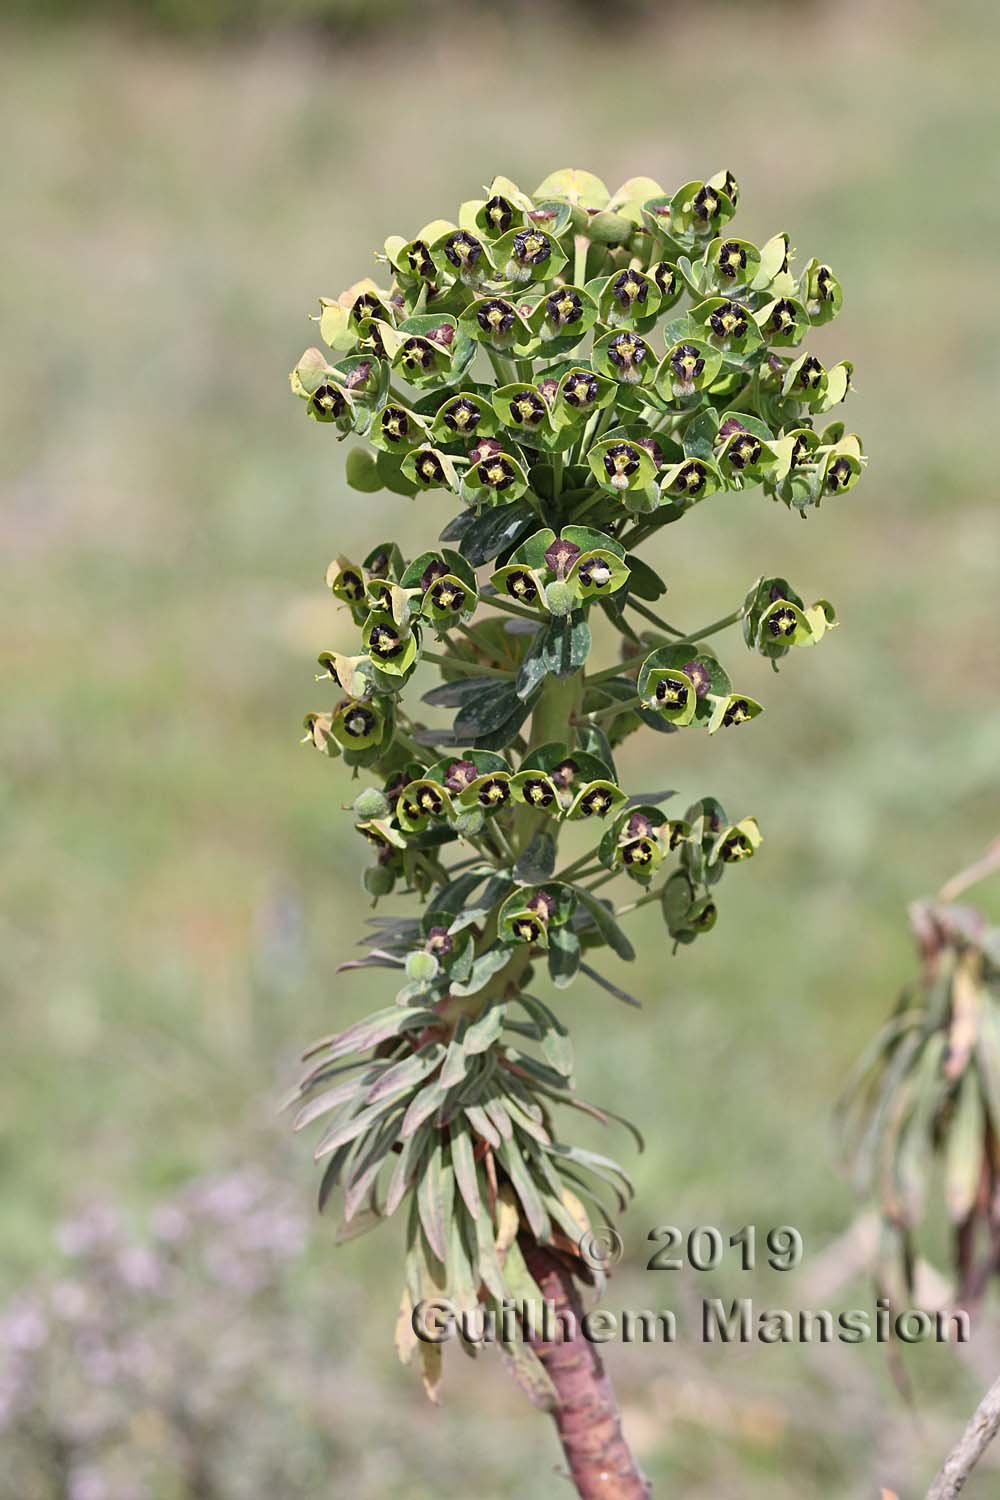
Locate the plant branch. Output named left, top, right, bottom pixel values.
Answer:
left=926, top=1372, right=1000, bottom=1500
left=480, top=592, right=544, bottom=624
left=625, top=598, right=685, bottom=637
left=938, top=835, right=1000, bottom=904
left=522, top=1242, right=651, bottom=1500
left=587, top=654, right=647, bottom=686
left=422, top=649, right=514, bottom=680
left=586, top=695, right=641, bottom=725
left=686, top=607, right=744, bottom=641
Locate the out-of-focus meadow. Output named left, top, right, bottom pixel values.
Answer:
left=2, top=0, right=1000, bottom=1494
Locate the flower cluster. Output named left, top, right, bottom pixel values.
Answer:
left=288, top=167, right=864, bottom=1399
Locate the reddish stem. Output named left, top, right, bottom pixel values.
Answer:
left=523, top=1243, right=651, bottom=1500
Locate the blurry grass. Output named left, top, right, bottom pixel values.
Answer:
left=2, top=2, right=1000, bottom=1495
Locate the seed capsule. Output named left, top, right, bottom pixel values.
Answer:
left=626, top=812, right=654, bottom=839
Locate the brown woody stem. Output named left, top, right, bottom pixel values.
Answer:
left=523, top=1243, right=651, bottom=1500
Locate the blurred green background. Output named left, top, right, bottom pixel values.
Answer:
left=3, top=0, right=1000, bottom=1494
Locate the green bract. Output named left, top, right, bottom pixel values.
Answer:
left=288, top=167, right=865, bottom=1404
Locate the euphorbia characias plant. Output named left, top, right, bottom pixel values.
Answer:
left=287, top=166, right=863, bottom=1499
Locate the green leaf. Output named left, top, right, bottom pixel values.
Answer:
left=545, top=612, right=591, bottom=678
left=450, top=1120, right=482, bottom=1222
left=451, top=948, right=513, bottom=998
left=303, top=1005, right=436, bottom=1067
left=345, top=447, right=383, bottom=493
left=574, top=887, right=636, bottom=961
left=418, top=1145, right=449, bottom=1262
left=464, top=999, right=508, bottom=1055
left=499, top=1138, right=551, bottom=1241
left=945, top=1068, right=984, bottom=1224
left=515, top=992, right=574, bottom=1075
left=515, top=831, right=557, bottom=885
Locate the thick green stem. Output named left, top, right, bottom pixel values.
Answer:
left=516, top=669, right=584, bottom=852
